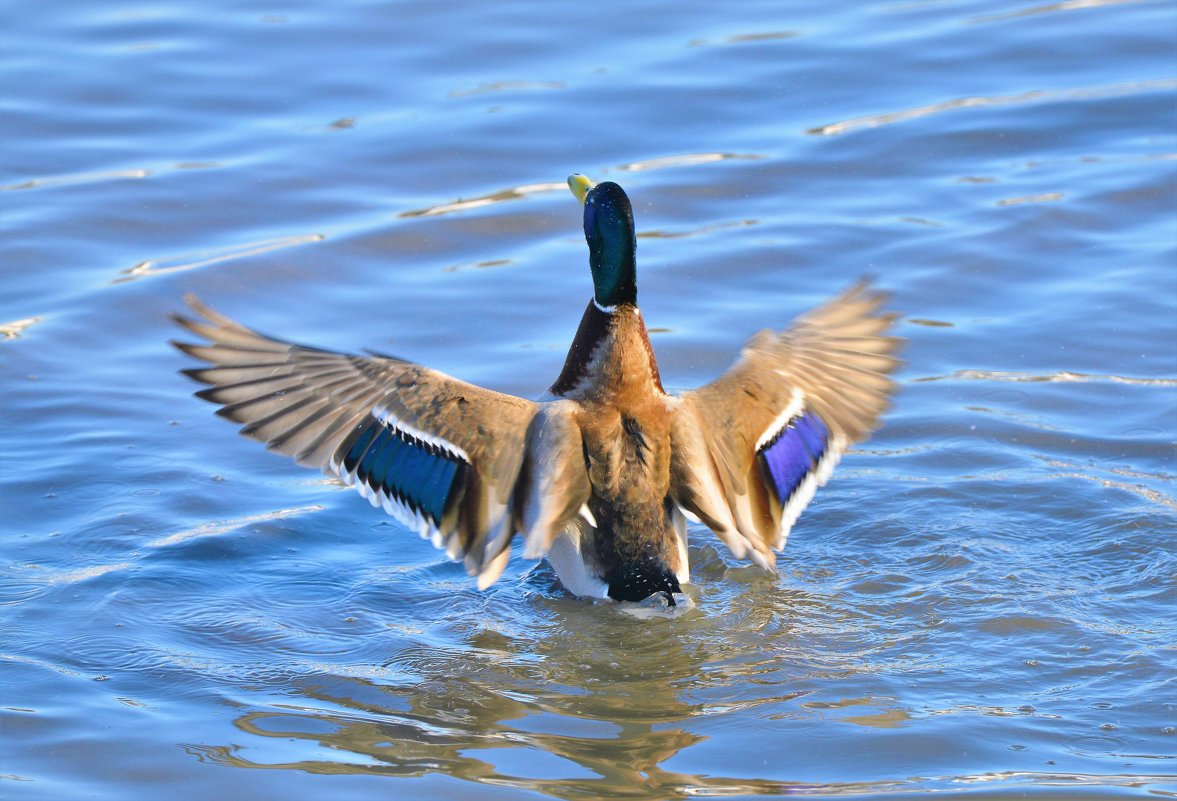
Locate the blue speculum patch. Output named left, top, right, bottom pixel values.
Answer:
left=342, top=418, right=464, bottom=524
left=758, top=411, right=830, bottom=504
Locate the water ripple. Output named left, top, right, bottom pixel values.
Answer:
left=970, top=0, right=1145, bottom=24
left=914, top=369, right=1177, bottom=386
left=687, top=30, right=799, bottom=47
left=448, top=80, right=565, bottom=98
left=0, top=316, right=43, bottom=340
left=112, top=235, right=325, bottom=284
left=638, top=219, right=758, bottom=240
left=0, top=168, right=150, bottom=191
left=398, top=182, right=565, bottom=218
left=442, top=258, right=513, bottom=273
left=395, top=156, right=765, bottom=220
left=1037, top=467, right=1177, bottom=510
left=808, top=78, right=1177, bottom=135
left=148, top=505, right=327, bottom=548
left=0, top=161, right=221, bottom=191
left=616, top=152, right=763, bottom=172
left=997, top=191, right=1065, bottom=206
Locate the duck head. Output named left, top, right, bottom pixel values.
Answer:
left=606, top=558, right=682, bottom=606
left=568, top=174, right=637, bottom=309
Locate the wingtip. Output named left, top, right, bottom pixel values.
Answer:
left=849, top=275, right=889, bottom=303
left=170, top=338, right=200, bottom=357
left=476, top=545, right=511, bottom=590
left=180, top=365, right=215, bottom=384
left=170, top=313, right=205, bottom=339
left=179, top=293, right=250, bottom=331
left=814, top=277, right=903, bottom=330
left=182, top=292, right=208, bottom=315
left=749, top=545, right=778, bottom=573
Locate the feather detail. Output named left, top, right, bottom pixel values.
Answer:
left=173, top=295, right=536, bottom=586
left=670, top=280, right=902, bottom=563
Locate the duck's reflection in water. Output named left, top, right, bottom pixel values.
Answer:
left=183, top=566, right=840, bottom=796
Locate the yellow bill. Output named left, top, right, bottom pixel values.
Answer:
left=567, top=174, right=596, bottom=205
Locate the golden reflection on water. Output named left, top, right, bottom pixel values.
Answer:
left=804, top=697, right=913, bottom=729
left=185, top=665, right=1158, bottom=798
left=175, top=576, right=832, bottom=795
left=170, top=562, right=999, bottom=798
left=187, top=642, right=709, bottom=793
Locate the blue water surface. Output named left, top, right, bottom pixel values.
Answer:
left=2, top=0, right=1175, bottom=798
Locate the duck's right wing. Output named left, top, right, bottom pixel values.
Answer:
left=172, top=295, right=539, bottom=587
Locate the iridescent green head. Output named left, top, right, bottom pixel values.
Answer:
left=568, top=174, right=636, bottom=309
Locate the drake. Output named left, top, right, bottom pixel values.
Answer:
left=173, top=175, right=901, bottom=605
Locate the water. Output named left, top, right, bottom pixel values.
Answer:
left=2, top=0, right=1175, bottom=798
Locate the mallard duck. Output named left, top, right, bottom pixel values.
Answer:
left=173, top=175, right=901, bottom=604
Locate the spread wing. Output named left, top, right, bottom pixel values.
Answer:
left=172, top=295, right=538, bottom=587
left=669, top=281, right=902, bottom=568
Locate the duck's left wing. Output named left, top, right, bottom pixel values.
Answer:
left=172, top=295, right=537, bottom=587
left=669, top=282, right=902, bottom=568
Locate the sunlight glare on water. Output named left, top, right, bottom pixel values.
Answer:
left=1, top=0, right=1175, bottom=799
